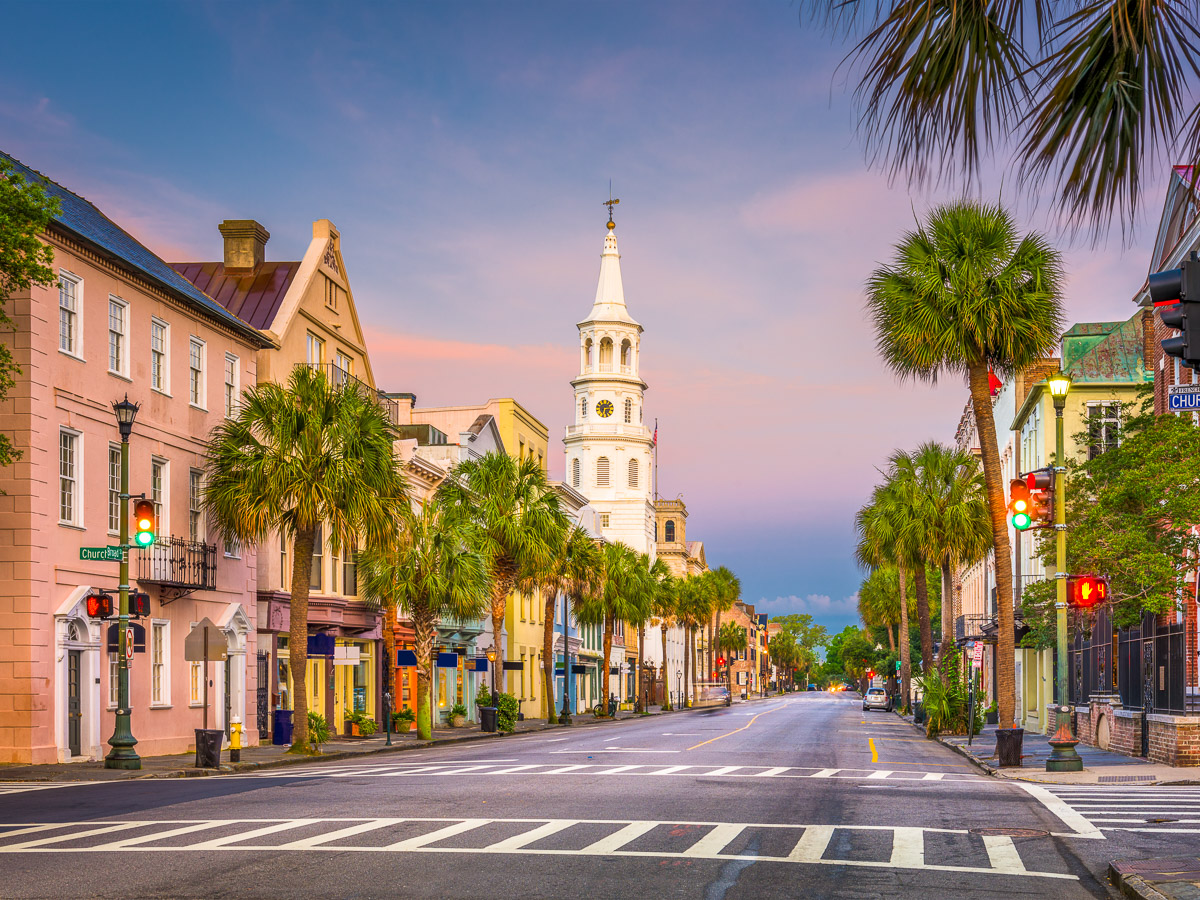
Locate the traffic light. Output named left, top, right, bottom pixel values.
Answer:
left=1026, top=468, right=1055, bottom=529
left=130, top=591, right=151, bottom=618
left=1067, top=575, right=1110, bottom=608
left=1008, top=478, right=1032, bottom=530
left=895, top=660, right=901, bottom=673
left=1152, top=252, right=1200, bottom=368
left=86, top=591, right=114, bottom=619
left=133, top=499, right=156, bottom=547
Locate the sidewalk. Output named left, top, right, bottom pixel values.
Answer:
left=1109, top=857, right=1200, bottom=900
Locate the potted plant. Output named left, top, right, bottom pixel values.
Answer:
left=307, top=711, right=330, bottom=754
left=985, top=702, right=999, bottom=726
left=392, top=707, right=416, bottom=732
left=448, top=703, right=468, bottom=728
left=345, top=710, right=378, bottom=738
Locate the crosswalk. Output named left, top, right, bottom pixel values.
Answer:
left=1044, top=786, right=1200, bottom=833
left=236, top=760, right=983, bottom=782
left=0, top=816, right=1075, bottom=879
left=0, top=783, right=100, bottom=796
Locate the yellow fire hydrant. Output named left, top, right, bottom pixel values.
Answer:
left=230, top=717, right=242, bottom=763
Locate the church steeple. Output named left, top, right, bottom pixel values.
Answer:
left=583, top=210, right=638, bottom=328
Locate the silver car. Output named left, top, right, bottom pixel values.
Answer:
left=862, top=686, right=891, bottom=712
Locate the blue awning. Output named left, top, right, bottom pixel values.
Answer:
left=473, top=658, right=488, bottom=672
left=396, top=649, right=418, bottom=667
left=307, top=633, right=335, bottom=658
left=436, top=652, right=459, bottom=667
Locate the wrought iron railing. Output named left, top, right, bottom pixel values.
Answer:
left=954, top=614, right=988, bottom=643
left=138, top=536, right=217, bottom=591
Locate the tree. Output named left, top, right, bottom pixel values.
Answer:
left=636, top=556, right=671, bottom=712
left=867, top=200, right=1064, bottom=729
left=676, top=574, right=714, bottom=707
left=518, top=516, right=602, bottom=724
left=0, top=160, right=60, bottom=475
left=809, top=0, right=1200, bottom=238
left=720, top=620, right=748, bottom=692
left=438, top=452, right=562, bottom=698
left=858, top=565, right=904, bottom=653
left=653, top=575, right=681, bottom=710
left=770, top=613, right=828, bottom=656
left=359, top=500, right=488, bottom=739
left=204, top=366, right=405, bottom=751
left=708, top=566, right=742, bottom=683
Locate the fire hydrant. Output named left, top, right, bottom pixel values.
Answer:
left=230, top=717, right=242, bottom=763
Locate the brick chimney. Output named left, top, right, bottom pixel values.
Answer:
left=218, top=220, right=270, bottom=275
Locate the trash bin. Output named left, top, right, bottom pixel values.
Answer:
left=272, top=709, right=294, bottom=746
left=996, top=727, right=1024, bottom=767
left=480, top=706, right=498, bottom=733
left=913, top=701, right=926, bottom=725
left=194, top=728, right=224, bottom=768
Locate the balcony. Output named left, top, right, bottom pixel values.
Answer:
left=565, top=423, right=648, bottom=439
left=138, top=536, right=217, bottom=598
left=954, top=614, right=989, bottom=644
left=299, top=362, right=400, bottom=425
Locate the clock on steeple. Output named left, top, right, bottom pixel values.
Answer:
left=596, top=400, right=614, bottom=418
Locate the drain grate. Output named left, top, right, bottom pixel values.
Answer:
left=969, top=828, right=1049, bottom=838
left=1099, top=774, right=1155, bottom=783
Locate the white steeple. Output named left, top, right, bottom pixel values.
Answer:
left=584, top=222, right=639, bottom=327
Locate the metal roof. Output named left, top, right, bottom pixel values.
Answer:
left=169, top=260, right=298, bottom=331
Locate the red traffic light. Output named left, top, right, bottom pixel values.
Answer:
left=717, top=656, right=725, bottom=667
left=86, top=592, right=114, bottom=619
left=1067, top=575, right=1110, bottom=608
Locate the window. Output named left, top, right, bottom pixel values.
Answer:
left=1088, top=403, right=1120, bottom=459
left=624, top=398, right=632, bottom=423
left=665, top=520, right=676, bottom=542
left=343, top=538, right=358, bottom=597
left=151, top=621, right=168, bottom=706
left=108, top=297, right=127, bottom=375
left=310, top=524, right=323, bottom=591
left=654, top=520, right=658, bottom=542
left=331, top=543, right=340, bottom=594
left=628, top=458, right=639, bottom=489
left=109, top=654, right=120, bottom=708
left=190, top=659, right=203, bottom=705
left=59, top=272, right=80, bottom=356
left=151, top=319, right=168, bottom=393
left=571, top=458, right=580, bottom=488
left=59, top=429, right=79, bottom=525
left=151, top=458, right=167, bottom=535
left=580, top=397, right=587, bottom=419
left=596, top=456, right=610, bottom=487
left=600, top=513, right=610, bottom=528
left=307, top=332, right=325, bottom=367
left=599, top=338, right=613, bottom=372
left=621, top=339, right=632, bottom=372
left=325, top=276, right=339, bottom=310
left=224, top=354, right=238, bottom=417
left=108, top=445, right=121, bottom=533
left=280, top=535, right=289, bottom=591
left=189, top=470, right=203, bottom=542
left=583, top=338, right=593, bottom=372
left=335, top=350, right=353, bottom=377
left=224, top=536, right=240, bottom=559
left=188, top=338, right=205, bottom=407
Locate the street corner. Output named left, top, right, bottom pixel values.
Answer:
left=1109, top=857, right=1200, bottom=900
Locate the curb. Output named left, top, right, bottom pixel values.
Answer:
left=1108, top=864, right=1175, bottom=900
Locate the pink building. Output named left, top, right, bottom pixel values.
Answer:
left=0, top=153, right=270, bottom=764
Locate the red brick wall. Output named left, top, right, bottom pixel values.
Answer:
left=1111, top=710, right=1143, bottom=757
left=1147, top=716, right=1200, bottom=767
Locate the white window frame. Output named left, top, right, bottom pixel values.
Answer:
left=107, top=295, right=128, bottom=378
left=150, top=620, right=170, bottom=707
left=151, top=318, right=170, bottom=395
left=108, top=653, right=120, bottom=709
left=59, top=428, right=82, bottom=527
left=188, top=337, right=206, bottom=409
left=599, top=513, right=610, bottom=528
left=151, top=457, right=169, bottom=538
left=224, top=353, right=239, bottom=418
left=107, top=443, right=121, bottom=534
left=224, top=535, right=241, bottom=559
left=58, top=270, right=82, bottom=359
left=307, top=332, right=325, bottom=367
left=189, top=469, right=203, bottom=542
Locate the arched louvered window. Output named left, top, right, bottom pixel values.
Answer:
left=596, top=456, right=610, bottom=487
left=624, top=398, right=632, bottom=423
left=571, top=458, right=580, bottom=488
left=581, top=397, right=587, bottom=418
left=665, top=520, right=676, bottom=542
left=628, top=458, right=639, bottom=488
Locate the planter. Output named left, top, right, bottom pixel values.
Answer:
left=344, top=721, right=360, bottom=737
left=449, top=714, right=466, bottom=728
left=985, top=710, right=998, bottom=726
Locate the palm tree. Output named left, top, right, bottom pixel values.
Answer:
left=810, top=1, right=1200, bottom=237
left=719, top=620, right=747, bottom=694
left=708, top=567, right=741, bottom=685
left=438, top=452, right=562, bottom=699
left=858, top=566, right=902, bottom=653
left=653, top=575, right=681, bottom=710
left=518, top=516, right=602, bottom=725
left=204, top=366, right=405, bottom=751
left=867, top=200, right=1063, bottom=727
left=636, top=557, right=670, bottom=712
left=676, top=574, right=714, bottom=708
left=888, top=449, right=937, bottom=671
left=359, top=500, right=489, bottom=739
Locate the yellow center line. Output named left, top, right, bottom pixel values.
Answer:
left=686, top=705, right=785, bottom=750
left=869, top=738, right=878, bottom=763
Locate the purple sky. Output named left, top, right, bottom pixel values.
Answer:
left=0, top=2, right=1166, bottom=633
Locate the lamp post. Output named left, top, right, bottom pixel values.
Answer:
left=560, top=591, right=572, bottom=725
left=1046, top=370, right=1083, bottom=772
left=676, top=668, right=681, bottom=711
left=485, top=647, right=497, bottom=702
left=105, top=395, right=140, bottom=769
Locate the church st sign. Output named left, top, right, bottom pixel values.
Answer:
left=80, top=546, right=124, bottom=562
left=1168, top=383, right=1200, bottom=412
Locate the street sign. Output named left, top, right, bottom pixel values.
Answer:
left=1168, top=383, right=1200, bottom=412
left=184, top=618, right=227, bottom=662
left=971, top=643, right=983, bottom=668
left=80, top=546, right=124, bottom=562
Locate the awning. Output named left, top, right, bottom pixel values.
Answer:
left=502, top=660, right=524, bottom=671
left=307, top=633, right=335, bottom=658
left=396, top=649, right=418, bottom=667
left=436, top=652, right=459, bottom=667
left=106, top=622, right=146, bottom=654
left=571, top=664, right=589, bottom=674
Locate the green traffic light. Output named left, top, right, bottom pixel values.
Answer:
left=1011, top=512, right=1031, bottom=531
left=134, top=530, right=155, bottom=547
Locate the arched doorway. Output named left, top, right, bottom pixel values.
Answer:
left=54, top=587, right=103, bottom=761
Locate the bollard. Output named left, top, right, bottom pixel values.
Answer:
left=230, top=717, right=242, bottom=763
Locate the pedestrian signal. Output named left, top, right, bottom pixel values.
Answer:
left=130, top=591, right=151, bottom=618
left=86, top=592, right=114, bottom=619
left=133, top=499, right=156, bottom=547
left=1067, top=575, right=1110, bottom=608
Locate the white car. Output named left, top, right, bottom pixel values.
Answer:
left=862, top=687, right=892, bottom=712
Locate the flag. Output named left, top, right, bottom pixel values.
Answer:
left=987, top=367, right=1002, bottom=396
left=653, top=419, right=658, bottom=446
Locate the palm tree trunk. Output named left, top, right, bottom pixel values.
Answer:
left=661, top=623, right=670, bottom=710
left=542, top=589, right=558, bottom=725
left=941, top=561, right=953, bottom=649
left=713, top=611, right=722, bottom=681
left=636, top=625, right=645, bottom=713
left=413, top=609, right=435, bottom=740
left=898, top=564, right=911, bottom=712
left=885, top=623, right=895, bottom=654
left=601, top=614, right=613, bottom=715
left=288, top=525, right=317, bottom=752
left=913, top=565, right=934, bottom=675
left=968, top=363, right=1016, bottom=729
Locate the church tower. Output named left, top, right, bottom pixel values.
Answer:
left=564, top=210, right=656, bottom=558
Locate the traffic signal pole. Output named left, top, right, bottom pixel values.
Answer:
left=105, top=429, right=140, bottom=769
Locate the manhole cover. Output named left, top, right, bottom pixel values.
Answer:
left=970, top=828, right=1049, bottom=838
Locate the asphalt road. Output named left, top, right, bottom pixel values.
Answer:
left=3, top=691, right=1199, bottom=899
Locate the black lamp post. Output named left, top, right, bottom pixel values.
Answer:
left=105, top=395, right=140, bottom=769
left=560, top=591, right=572, bottom=725
left=485, top=647, right=497, bottom=700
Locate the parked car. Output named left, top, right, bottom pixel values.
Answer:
left=862, top=686, right=892, bottom=712
left=806, top=684, right=818, bottom=692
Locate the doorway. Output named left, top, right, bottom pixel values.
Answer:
left=67, top=650, right=82, bottom=757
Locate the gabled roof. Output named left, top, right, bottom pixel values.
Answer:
left=0, top=151, right=269, bottom=348
left=169, top=260, right=298, bottom=331
left=1062, top=314, right=1147, bottom=384
left=1150, top=165, right=1198, bottom=274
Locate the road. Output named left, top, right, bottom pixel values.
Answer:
left=3, top=691, right=1199, bottom=899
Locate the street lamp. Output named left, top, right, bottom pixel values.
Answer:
left=676, top=668, right=682, bottom=711
left=105, top=395, right=140, bottom=769
left=559, top=591, right=572, bottom=725
left=486, top=647, right=497, bottom=701
left=1046, top=371, right=1083, bottom=772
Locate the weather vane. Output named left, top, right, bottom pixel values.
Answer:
left=603, top=180, right=619, bottom=229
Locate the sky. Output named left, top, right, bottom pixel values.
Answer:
left=0, top=1, right=1168, bottom=635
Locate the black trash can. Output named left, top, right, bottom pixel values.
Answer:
left=272, top=709, right=294, bottom=746
left=194, top=728, right=224, bottom=768
left=996, top=727, right=1024, bottom=767
left=480, top=706, right=498, bottom=733
left=913, top=701, right=926, bottom=725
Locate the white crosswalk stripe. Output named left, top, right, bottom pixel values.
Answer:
left=1044, top=786, right=1200, bottom=833
left=0, top=817, right=1075, bottom=879
left=235, top=762, right=982, bottom=782
left=0, top=782, right=102, bottom=796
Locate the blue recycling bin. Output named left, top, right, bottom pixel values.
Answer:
left=272, top=709, right=294, bottom=745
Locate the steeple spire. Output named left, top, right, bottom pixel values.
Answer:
left=586, top=200, right=637, bottom=326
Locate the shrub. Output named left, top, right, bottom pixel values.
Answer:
left=392, top=707, right=415, bottom=730
left=449, top=703, right=468, bottom=719
left=307, top=711, right=330, bottom=750
left=495, top=692, right=519, bottom=733
left=476, top=684, right=492, bottom=708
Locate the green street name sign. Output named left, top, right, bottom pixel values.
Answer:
left=79, top=546, right=124, bottom=562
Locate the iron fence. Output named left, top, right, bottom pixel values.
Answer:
left=137, top=536, right=217, bottom=591
left=1069, top=609, right=1185, bottom=716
